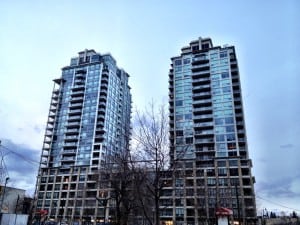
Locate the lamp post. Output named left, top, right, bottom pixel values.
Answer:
left=0, top=177, right=9, bottom=221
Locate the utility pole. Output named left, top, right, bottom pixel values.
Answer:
left=0, top=140, right=10, bottom=186
left=235, top=183, right=241, bottom=225
left=0, top=177, right=9, bottom=223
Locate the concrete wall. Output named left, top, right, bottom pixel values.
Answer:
left=0, top=186, right=26, bottom=214
left=1, top=213, right=28, bottom=225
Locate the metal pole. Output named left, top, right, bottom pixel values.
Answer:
left=235, top=184, right=241, bottom=225
left=0, top=177, right=9, bottom=224
left=0, top=178, right=9, bottom=210
left=14, top=195, right=19, bottom=225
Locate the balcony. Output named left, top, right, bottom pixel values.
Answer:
left=192, top=92, right=211, bottom=99
left=68, top=109, right=82, bottom=115
left=68, top=115, right=81, bottom=122
left=98, top=108, right=106, bottom=114
left=49, top=106, right=57, bottom=113
left=99, top=102, right=106, bottom=108
left=43, top=145, right=50, bottom=151
left=70, top=103, right=83, bottom=109
left=44, top=141, right=51, bottom=146
left=66, top=121, right=81, bottom=127
left=61, top=156, right=76, bottom=162
left=101, top=77, right=109, bottom=84
left=51, top=101, right=58, bottom=107
left=193, top=99, right=212, bottom=105
left=45, top=131, right=53, bottom=137
left=72, top=85, right=85, bottom=91
left=192, top=84, right=210, bottom=91
left=192, top=64, right=210, bottom=72
left=193, top=106, right=212, bottom=113
left=194, top=122, right=214, bottom=128
left=192, top=71, right=210, bottom=79
left=46, top=124, right=54, bottom=131
left=101, top=82, right=108, bottom=89
left=65, top=129, right=80, bottom=134
left=64, top=135, right=78, bottom=141
left=75, top=69, right=87, bottom=74
left=194, top=138, right=214, bottom=144
left=71, top=91, right=84, bottom=97
left=70, top=96, right=84, bottom=102
left=49, top=112, right=56, bottom=119
left=194, top=130, right=214, bottom=135
left=99, top=96, right=107, bottom=102
left=192, top=77, right=210, bottom=84
left=62, top=149, right=76, bottom=155
left=95, top=134, right=105, bottom=143
left=193, top=114, right=213, bottom=121
left=192, top=58, right=209, bottom=65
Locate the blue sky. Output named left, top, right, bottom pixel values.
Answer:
left=0, top=0, right=299, bottom=214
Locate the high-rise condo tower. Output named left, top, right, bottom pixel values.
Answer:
left=35, top=50, right=131, bottom=223
left=160, top=37, right=256, bottom=225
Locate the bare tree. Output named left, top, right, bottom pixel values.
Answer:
left=97, top=151, right=137, bottom=225
left=131, top=102, right=170, bottom=225
left=94, top=102, right=187, bottom=225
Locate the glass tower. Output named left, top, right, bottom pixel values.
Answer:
left=35, top=49, right=131, bottom=223
left=161, top=37, right=256, bottom=225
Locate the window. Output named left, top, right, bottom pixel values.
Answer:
left=226, top=134, right=235, bottom=141
left=46, top=192, right=52, bottom=198
left=216, top=135, right=225, bottom=142
left=223, top=86, right=231, bottom=93
left=192, top=45, right=199, bottom=51
left=79, top=175, right=85, bottom=181
left=230, top=168, right=239, bottom=176
left=186, top=137, right=193, bottom=144
left=176, top=130, right=184, bottom=136
left=218, top=178, right=228, bottom=186
left=175, top=59, right=182, bottom=66
left=225, top=117, right=234, bottom=124
left=221, top=72, right=229, bottom=78
left=227, top=143, right=237, bottom=149
left=183, top=58, right=190, bottom=64
left=207, top=178, right=216, bottom=186
left=176, top=100, right=183, bottom=106
left=176, top=114, right=184, bottom=121
left=53, top=192, right=59, bottom=198
left=215, top=126, right=226, bottom=134
left=220, top=51, right=227, bottom=58
left=185, top=113, right=192, bottom=120
left=217, top=161, right=226, bottom=167
left=175, top=179, right=183, bottom=187
left=176, top=137, right=184, bottom=144
left=226, top=125, right=235, bottom=132
left=217, top=143, right=226, bottom=151
left=218, top=168, right=227, bottom=176
left=38, top=192, right=44, bottom=198
left=229, top=160, right=238, bottom=166
left=202, top=43, right=209, bottom=49
left=215, top=118, right=224, bottom=125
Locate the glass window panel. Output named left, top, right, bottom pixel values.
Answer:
left=225, top=117, right=234, bottom=124
left=216, top=135, right=225, bottom=142
left=226, top=134, right=235, bottom=141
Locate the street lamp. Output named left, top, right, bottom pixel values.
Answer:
left=0, top=177, right=9, bottom=218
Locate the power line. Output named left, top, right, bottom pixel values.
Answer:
left=257, top=195, right=300, bottom=212
left=0, top=144, right=40, bottom=166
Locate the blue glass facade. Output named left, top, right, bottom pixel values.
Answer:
left=35, top=49, right=131, bottom=222
left=164, top=38, right=256, bottom=225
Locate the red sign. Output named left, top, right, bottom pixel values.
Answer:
left=216, top=207, right=233, bottom=216
left=36, top=209, right=48, bottom=215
